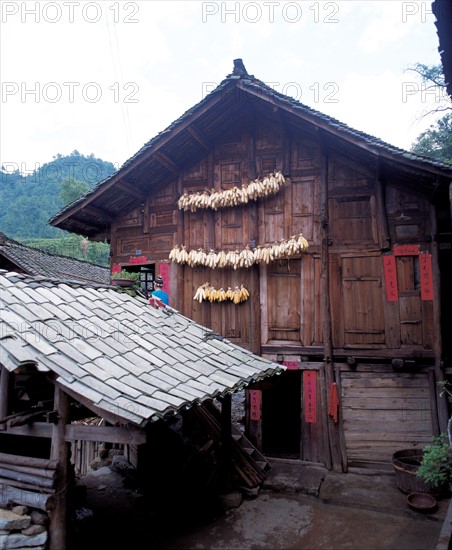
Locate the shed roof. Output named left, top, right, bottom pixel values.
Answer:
left=0, top=270, right=283, bottom=426
left=0, top=233, right=110, bottom=285
left=50, top=59, right=452, bottom=239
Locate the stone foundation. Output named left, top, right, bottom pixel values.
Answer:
left=0, top=506, right=48, bottom=549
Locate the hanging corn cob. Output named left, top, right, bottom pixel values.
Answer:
left=178, top=172, right=286, bottom=212
left=193, top=283, right=250, bottom=303
left=169, top=233, right=309, bottom=268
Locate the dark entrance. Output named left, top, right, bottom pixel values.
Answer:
left=262, top=370, right=301, bottom=458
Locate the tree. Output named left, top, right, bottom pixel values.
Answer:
left=409, top=64, right=452, bottom=164
left=60, top=178, right=89, bottom=206
left=411, top=113, right=452, bottom=163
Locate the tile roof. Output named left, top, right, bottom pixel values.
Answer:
left=0, top=270, right=284, bottom=426
left=50, top=59, right=452, bottom=237
left=0, top=233, right=110, bottom=285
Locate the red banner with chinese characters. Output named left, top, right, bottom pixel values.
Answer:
left=283, top=361, right=299, bottom=370
left=419, top=253, right=433, bottom=301
left=249, top=390, right=262, bottom=421
left=383, top=255, right=398, bottom=302
left=394, top=244, right=419, bottom=256
left=159, top=263, right=170, bottom=293
left=129, top=255, right=148, bottom=265
left=303, top=371, right=317, bottom=423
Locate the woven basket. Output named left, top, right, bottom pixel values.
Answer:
left=392, top=449, right=430, bottom=495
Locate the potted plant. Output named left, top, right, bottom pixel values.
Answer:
left=416, top=433, right=452, bottom=496
left=111, top=270, right=140, bottom=288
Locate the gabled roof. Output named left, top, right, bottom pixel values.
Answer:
left=0, top=233, right=110, bottom=285
left=0, top=270, right=283, bottom=426
left=50, top=59, right=452, bottom=238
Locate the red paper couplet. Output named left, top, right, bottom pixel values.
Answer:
left=249, top=390, right=262, bottom=421
left=159, top=263, right=170, bottom=293
left=419, top=253, right=433, bottom=301
left=303, top=371, right=317, bottom=423
left=394, top=244, right=419, bottom=256
left=383, top=255, right=398, bottom=302
left=111, top=264, right=121, bottom=274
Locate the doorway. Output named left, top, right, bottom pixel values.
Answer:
left=262, top=370, right=301, bottom=459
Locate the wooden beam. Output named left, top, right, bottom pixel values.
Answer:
left=66, top=424, right=146, bottom=444
left=154, top=151, right=180, bottom=175
left=116, top=181, right=146, bottom=200
left=81, top=204, right=114, bottom=222
left=3, top=422, right=146, bottom=445
left=187, top=125, right=211, bottom=151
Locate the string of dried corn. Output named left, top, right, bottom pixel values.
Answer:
left=169, top=234, right=309, bottom=269
left=177, top=172, right=285, bottom=212
left=193, top=283, right=250, bottom=304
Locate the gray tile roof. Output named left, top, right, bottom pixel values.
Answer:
left=0, top=233, right=110, bottom=285
left=0, top=270, right=284, bottom=426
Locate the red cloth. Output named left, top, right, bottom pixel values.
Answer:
left=328, top=382, right=339, bottom=423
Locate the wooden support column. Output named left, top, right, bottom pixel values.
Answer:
left=220, top=393, right=233, bottom=490
left=375, top=159, right=391, bottom=251
left=429, top=195, right=449, bottom=433
left=0, top=365, right=10, bottom=429
left=319, top=140, right=347, bottom=472
left=49, top=386, right=70, bottom=550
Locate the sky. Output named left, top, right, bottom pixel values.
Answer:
left=0, top=0, right=447, bottom=178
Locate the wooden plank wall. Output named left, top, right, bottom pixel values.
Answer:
left=340, top=364, right=438, bottom=465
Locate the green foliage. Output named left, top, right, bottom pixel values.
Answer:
left=0, top=151, right=116, bottom=239
left=417, top=433, right=452, bottom=490
left=60, top=178, right=89, bottom=206
left=111, top=270, right=141, bottom=283
left=411, top=113, right=452, bottom=164
left=22, top=235, right=110, bottom=267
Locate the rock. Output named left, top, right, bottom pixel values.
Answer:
left=0, top=530, right=47, bottom=548
left=111, top=455, right=135, bottom=475
left=0, top=510, right=31, bottom=531
left=10, top=506, right=28, bottom=517
left=29, top=511, right=48, bottom=526
left=21, top=524, right=46, bottom=536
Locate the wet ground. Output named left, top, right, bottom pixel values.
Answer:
left=73, top=460, right=450, bottom=550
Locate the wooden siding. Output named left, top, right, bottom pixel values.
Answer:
left=340, top=365, right=437, bottom=465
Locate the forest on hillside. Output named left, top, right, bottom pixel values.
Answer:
left=0, top=150, right=116, bottom=239
left=0, top=151, right=116, bottom=266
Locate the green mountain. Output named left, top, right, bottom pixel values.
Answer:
left=0, top=150, right=116, bottom=239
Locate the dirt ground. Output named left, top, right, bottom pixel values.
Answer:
left=71, top=461, right=449, bottom=550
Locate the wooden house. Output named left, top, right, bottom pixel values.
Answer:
left=0, top=270, right=282, bottom=548
left=51, top=59, right=452, bottom=471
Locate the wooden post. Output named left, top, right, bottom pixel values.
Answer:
left=49, top=386, right=70, bottom=550
left=429, top=197, right=449, bottom=433
left=220, top=393, right=232, bottom=490
left=0, top=365, right=10, bottom=428
left=319, top=139, right=346, bottom=472
left=375, top=160, right=391, bottom=251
